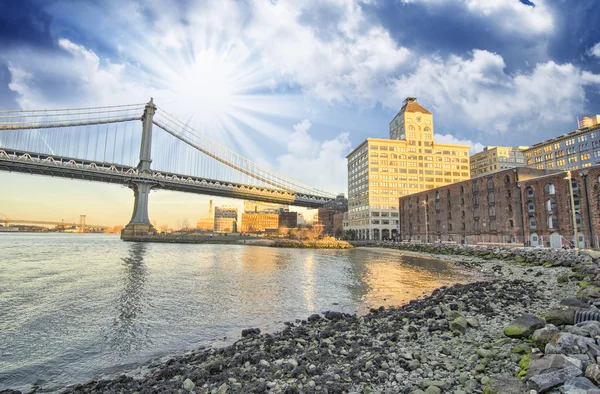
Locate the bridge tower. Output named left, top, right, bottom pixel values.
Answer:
left=121, top=99, right=158, bottom=239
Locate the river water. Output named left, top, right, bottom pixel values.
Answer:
left=0, top=233, right=476, bottom=392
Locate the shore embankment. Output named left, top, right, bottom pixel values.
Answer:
left=121, top=234, right=352, bottom=249
left=8, top=244, right=600, bottom=394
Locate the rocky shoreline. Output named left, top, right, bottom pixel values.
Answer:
left=5, top=245, right=600, bottom=394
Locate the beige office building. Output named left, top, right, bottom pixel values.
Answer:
left=346, top=97, right=471, bottom=240
left=214, top=206, right=238, bottom=233
left=470, top=146, right=528, bottom=177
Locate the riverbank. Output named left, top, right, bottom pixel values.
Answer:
left=25, top=245, right=600, bottom=393
left=120, top=234, right=352, bottom=249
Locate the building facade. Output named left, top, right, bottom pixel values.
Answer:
left=398, top=166, right=600, bottom=248
left=318, top=194, right=348, bottom=235
left=241, top=213, right=279, bottom=233
left=524, top=119, right=600, bottom=171
left=470, top=146, right=528, bottom=177
left=278, top=210, right=299, bottom=229
left=214, top=206, right=238, bottom=232
left=347, top=97, right=471, bottom=241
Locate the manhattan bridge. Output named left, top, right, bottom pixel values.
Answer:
left=0, top=99, right=334, bottom=237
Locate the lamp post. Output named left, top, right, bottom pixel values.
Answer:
left=422, top=200, right=428, bottom=243
left=566, top=171, right=580, bottom=249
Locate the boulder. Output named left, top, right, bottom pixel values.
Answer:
left=578, top=287, right=600, bottom=301
left=575, top=320, right=600, bottom=338
left=526, top=354, right=583, bottom=392
left=560, top=297, right=590, bottom=309
left=450, top=317, right=469, bottom=335
left=532, top=324, right=560, bottom=347
left=563, top=376, right=600, bottom=394
left=182, top=378, right=195, bottom=391
left=504, top=314, right=545, bottom=338
left=586, top=364, right=600, bottom=385
left=544, top=309, right=576, bottom=326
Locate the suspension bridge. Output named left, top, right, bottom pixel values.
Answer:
left=0, top=99, right=334, bottom=239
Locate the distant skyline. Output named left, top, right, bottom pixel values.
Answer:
left=1, top=0, right=600, bottom=227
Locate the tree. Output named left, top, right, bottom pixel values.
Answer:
left=278, top=226, right=289, bottom=237
left=158, top=224, right=169, bottom=234
left=176, top=218, right=190, bottom=231
left=306, top=224, right=323, bottom=240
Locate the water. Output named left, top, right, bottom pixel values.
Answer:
left=0, top=233, right=476, bottom=392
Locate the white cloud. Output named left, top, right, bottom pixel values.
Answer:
left=400, top=0, right=554, bottom=36
left=388, top=50, right=600, bottom=141
left=277, top=120, right=351, bottom=194
left=590, top=42, right=600, bottom=59
left=435, top=133, right=485, bottom=155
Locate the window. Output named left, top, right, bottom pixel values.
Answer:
left=529, top=216, right=537, bottom=229
left=488, top=206, right=496, bottom=217
left=508, top=204, right=513, bottom=212
left=487, top=179, right=494, bottom=190
left=548, top=215, right=555, bottom=229
left=509, top=219, right=514, bottom=228
left=547, top=199, right=556, bottom=211
left=574, top=195, right=581, bottom=210
left=526, top=187, right=534, bottom=198
left=504, top=175, right=510, bottom=184
left=544, top=184, right=555, bottom=195
left=528, top=202, right=535, bottom=213
left=488, top=191, right=495, bottom=203
left=576, top=213, right=583, bottom=227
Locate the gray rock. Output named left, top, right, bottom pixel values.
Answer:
left=466, top=318, right=480, bottom=328
left=560, top=297, right=590, bottom=309
left=182, top=378, right=195, bottom=391
left=586, top=363, right=600, bottom=385
left=532, top=324, right=560, bottom=346
left=450, top=317, right=469, bottom=335
left=258, top=359, right=270, bottom=368
left=545, top=309, right=576, bottom=326
left=526, top=354, right=583, bottom=392
left=576, top=320, right=600, bottom=338
left=504, top=314, right=545, bottom=338
left=424, top=387, right=441, bottom=394
left=216, top=383, right=229, bottom=394
left=563, top=377, right=600, bottom=394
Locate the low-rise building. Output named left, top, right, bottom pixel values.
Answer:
left=318, top=194, right=348, bottom=235
left=470, top=146, right=528, bottom=177
left=241, top=213, right=279, bottom=233
left=214, top=206, right=237, bottom=232
left=398, top=166, right=600, bottom=248
left=278, top=210, right=299, bottom=229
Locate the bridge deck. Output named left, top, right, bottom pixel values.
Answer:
left=0, top=149, right=332, bottom=208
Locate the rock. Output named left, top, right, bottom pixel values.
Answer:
left=216, top=383, right=229, bottom=394
left=504, top=314, right=545, bottom=338
left=450, top=317, right=468, bottom=335
left=578, top=287, right=600, bottom=301
left=182, top=378, right=195, bottom=391
left=307, top=313, right=321, bottom=322
left=446, top=310, right=463, bottom=320
left=258, top=359, right=270, bottom=368
left=487, top=374, right=528, bottom=394
left=466, top=318, right=480, bottom=328
left=585, top=364, right=600, bottom=385
left=544, top=309, right=576, bottom=326
left=424, top=387, right=441, bottom=394
left=560, top=297, right=590, bottom=309
left=419, top=379, right=451, bottom=390
left=575, top=320, right=600, bottom=338
left=288, top=358, right=299, bottom=368
left=532, top=324, right=560, bottom=347
left=241, top=328, right=261, bottom=337
left=557, top=272, right=570, bottom=283
left=563, top=376, right=600, bottom=394
left=526, top=354, right=583, bottom=392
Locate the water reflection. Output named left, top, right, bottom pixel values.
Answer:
left=104, top=242, right=150, bottom=354
left=346, top=249, right=471, bottom=313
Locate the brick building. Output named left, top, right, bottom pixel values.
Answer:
left=241, top=213, right=279, bottom=233
left=214, top=206, right=238, bottom=233
left=278, top=210, right=299, bottom=229
left=398, top=166, right=600, bottom=248
left=318, top=194, right=348, bottom=235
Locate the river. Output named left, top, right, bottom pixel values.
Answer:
left=0, top=233, right=475, bottom=392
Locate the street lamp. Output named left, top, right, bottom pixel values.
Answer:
left=422, top=199, right=428, bottom=243
left=565, top=171, right=580, bottom=249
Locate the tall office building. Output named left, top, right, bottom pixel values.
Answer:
left=470, top=146, right=528, bottom=177
left=524, top=116, right=600, bottom=171
left=346, top=97, right=471, bottom=241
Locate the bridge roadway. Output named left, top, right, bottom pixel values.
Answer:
left=0, top=149, right=332, bottom=208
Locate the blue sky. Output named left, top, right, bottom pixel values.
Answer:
left=1, top=0, right=600, bottom=227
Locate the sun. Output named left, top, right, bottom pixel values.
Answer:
left=172, top=49, right=238, bottom=127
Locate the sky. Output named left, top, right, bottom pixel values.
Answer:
left=1, top=0, right=600, bottom=228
